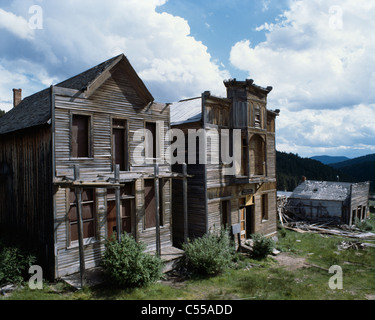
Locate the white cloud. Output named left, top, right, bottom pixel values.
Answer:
left=0, top=8, right=34, bottom=40
left=0, top=0, right=229, bottom=111
left=230, top=0, right=375, bottom=157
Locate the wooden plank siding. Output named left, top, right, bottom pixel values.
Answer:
left=171, top=80, right=278, bottom=246
left=53, top=66, right=173, bottom=278
left=0, top=125, right=55, bottom=277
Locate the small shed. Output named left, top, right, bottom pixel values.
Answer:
left=286, top=180, right=370, bottom=225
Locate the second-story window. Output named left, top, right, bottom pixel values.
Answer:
left=112, top=119, right=128, bottom=171
left=71, top=114, right=91, bottom=158
left=145, top=122, right=157, bottom=160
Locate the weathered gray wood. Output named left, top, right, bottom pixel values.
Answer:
left=115, top=164, right=121, bottom=242
left=74, top=165, right=85, bottom=288
left=154, top=164, right=161, bottom=256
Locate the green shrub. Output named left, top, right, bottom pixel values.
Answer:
left=182, top=227, right=235, bottom=276
left=354, top=217, right=373, bottom=232
left=0, top=246, right=36, bottom=285
left=251, top=233, right=275, bottom=260
left=101, top=233, right=164, bottom=288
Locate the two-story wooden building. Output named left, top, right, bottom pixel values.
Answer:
left=170, top=79, right=279, bottom=246
left=0, top=54, right=178, bottom=279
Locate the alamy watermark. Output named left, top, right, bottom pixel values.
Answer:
left=329, top=265, right=343, bottom=290
left=329, top=5, right=343, bottom=31
left=28, top=4, right=43, bottom=30
left=29, top=265, right=43, bottom=290
left=132, top=125, right=243, bottom=176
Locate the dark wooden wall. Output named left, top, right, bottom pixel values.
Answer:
left=0, top=125, right=54, bottom=276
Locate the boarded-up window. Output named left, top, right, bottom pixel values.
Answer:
left=72, top=114, right=90, bottom=158
left=69, top=188, right=95, bottom=242
left=112, top=119, right=128, bottom=171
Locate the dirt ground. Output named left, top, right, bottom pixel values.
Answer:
left=272, top=252, right=310, bottom=271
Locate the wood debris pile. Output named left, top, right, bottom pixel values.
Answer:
left=277, top=197, right=375, bottom=242
left=338, top=241, right=365, bottom=250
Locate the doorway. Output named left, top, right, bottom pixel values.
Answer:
left=239, top=199, right=255, bottom=240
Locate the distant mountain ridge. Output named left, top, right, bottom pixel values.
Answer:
left=310, top=155, right=350, bottom=165
left=276, top=151, right=354, bottom=192
left=277, top=152, right=374, bottom=194
left=329, top=153, right=375, bottom=169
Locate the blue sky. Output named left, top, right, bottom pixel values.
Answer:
left=157, top=0, right=288, bottom=78
left=0, top=0, right=375, bottom=159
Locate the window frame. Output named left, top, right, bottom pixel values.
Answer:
left=111, top=117, right=129, bottom=172
left=67, top=188, right=97, bottom=248
left=70, top=112, right=94, bottom=159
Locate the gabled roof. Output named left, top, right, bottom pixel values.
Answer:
left=170, top=97, right=202, bottom=126
left=0, top=54, right=153, bottom=135
left=290, top=180, right=352, bottom=202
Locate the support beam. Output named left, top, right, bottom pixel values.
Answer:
left=115, top=164, right=122, bottom=242
left=154, top=164, right=161, bottom=257
left=182, top=163, right=188, bottom=244
left=74, top=165, right=85, bottom=288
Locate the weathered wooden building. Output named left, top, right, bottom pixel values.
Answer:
left=286, top=180, right=370, bottom=225
left=171, top=79, right=279, bottom=246
left=0, top=54, right=180, bottom=279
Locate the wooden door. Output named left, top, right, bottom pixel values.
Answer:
left=240, top=208, right=246, bottom=240
left=113, top=128, right=125, bottom=171
left=144, top=179, right=156, bottom=229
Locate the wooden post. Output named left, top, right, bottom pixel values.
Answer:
left=154, top=164, right=161, bottom=257
left=74, top=165, right=85, bottom=288
left=115, top=164, right=122, bottom=243
left=182, top=163, right=188, bottom=244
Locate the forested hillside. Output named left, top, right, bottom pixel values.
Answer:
left=276, top=151, right=354, bottom=191
left=310, top=155, right=350, bottom=165
left=0, top=109, right=5, bottom=118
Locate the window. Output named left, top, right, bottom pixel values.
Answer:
left=261, top=194, right=268, bottom=221
left=221, top=200, right=231, bottom=228
left=107, top=183, right=134, bottom=238
left=144, top=179, right=164, bottom=229
left=241, top=138, right=249, bottom=176
left=145, top=122, right=157, bottom=160
left=68, top=188, right=96, bottom=243
left=112, top=119, right=128, bottom=171
left=249, top=135, right=265, bottom=176
left=71, top=114, right=91, bottom=158
left=254, top=105, right=261, bottom=129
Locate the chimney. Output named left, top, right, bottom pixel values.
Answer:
left=13, top=88, right=22, bottom=108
